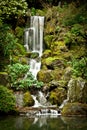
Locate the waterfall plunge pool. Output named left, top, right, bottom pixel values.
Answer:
left=0, top=115, right=87, bottom=130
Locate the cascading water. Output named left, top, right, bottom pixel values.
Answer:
left=24, top=16, right=61, bottom=116
left=24, top=16, right=44, bottom=79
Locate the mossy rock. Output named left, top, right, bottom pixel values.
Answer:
left=62, top=67, right=72, bottom=83
left=25, top=52, right=32, bottom=58
left=37, top=70, right=52, bottom=83
left=49, top=87, right=67, bottom=106
left=37, top=68, right=64, bottom=83
left=67, top=77, right=87, bottom=103
left=61, top=103, right=87, bottom=116
left=30, top=52, right=39, bottom=59
left=49, top=80, right=67, bottom=91
left=0, top=72, right=9, bottom=86
left=23, top=91, right=34, bottom=107
left=42, top=50, right=51, bottom=58
left=51, top=69, right=64, bottom=80
left=13, top=56, right=28, bottom=64
left=42, top=57, right=66, bottom=69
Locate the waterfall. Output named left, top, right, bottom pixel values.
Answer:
left=24, top=16, right=44, bottom=79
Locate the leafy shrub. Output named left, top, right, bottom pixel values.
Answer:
left=0, top=23, right=17, bottom=57
left=58, top=2, right=87, bottom=26
left=7, top=63, right=43, bottom=90
left=0, top=0, right=28, bottom=20
left=70, top=57, right=87, bottom=79
left=64, top=24, right=86, bottom=48
left=0, top=85, right=16, bottom=113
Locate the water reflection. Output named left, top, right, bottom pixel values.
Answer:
left=0, top=115, right=87, bottom=130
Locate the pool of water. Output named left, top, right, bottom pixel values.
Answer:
left=0, top=115, right=87, bottom=130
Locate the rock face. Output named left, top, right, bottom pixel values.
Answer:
left=67, top=77, right=87, bottom=103
left=61, top=103, right=87, bottom=116
left=15, top=91, right=34, bottom=108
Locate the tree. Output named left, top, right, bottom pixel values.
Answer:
left=0, top=0, right=28, bottom=20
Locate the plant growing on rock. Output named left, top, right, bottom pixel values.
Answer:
left=70, top=57, right=87, bottom=79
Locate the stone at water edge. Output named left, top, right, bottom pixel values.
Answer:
left=61, top=103, right=87, bottom=116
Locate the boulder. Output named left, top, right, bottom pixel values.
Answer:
left=49, top=87, right=67, bottom=106
left=23, top=91, right=34, bottom=107
left=67, top=77, right=87, bottom=103
left=61, top=103, right=87, bottom=116
left=37, top=70, right=52, bottom=83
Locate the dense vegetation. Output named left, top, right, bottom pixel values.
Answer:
left=0, top=0, right=87, bottom=113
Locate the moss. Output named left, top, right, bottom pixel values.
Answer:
left=44, top=35, right=53, bottom=48
left=61, top=103, right=87, bottom=116
left=42, top=50, right=51, bottom=58
left=12, top=56, right=28, bottom=64
left=23, top=91, right=34, bottom=107
left=37, top=70, right=52, bottom=83
left=51, top=69, right=64, bottom=80
left=43, top=57, right=59, bottom=66
left=49, top=87, right=67, bottom=106
left=42, top=56, right=66, bottom=70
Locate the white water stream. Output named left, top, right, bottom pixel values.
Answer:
left=24, top=16, right=44, bottom=79
left=24, top=16, right=61, bottom=116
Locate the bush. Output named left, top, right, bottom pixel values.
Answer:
left=64, top=24, right=86, bottom=49
left=70, top=57, right=87, bottom=79
left=0, top=23, right=17, bottom=57
left=7, top=63, right=43, bottom=90
left=0, top=85, right=16, bottom=113
left=0, top=0, right=28, bottom=20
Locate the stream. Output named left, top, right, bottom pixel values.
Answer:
left=0, top=115, right=87, bottom=130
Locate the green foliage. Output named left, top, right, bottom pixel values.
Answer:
left=0, top=0, right=28, bottom=20
left=64, top=24, right=86, bottom=48
left=31, top=7, right=36, bottom=16
left=7, top=63, right=43, bottom=90
left=0, top=85, right=16, bottom=113
left=0, top=23, right=17, bottom=57
left=70, top=57, right=87, bottom=79
left=61, top=3, right=87, bottom=26
left=14, top=43, right=26, bottom=56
